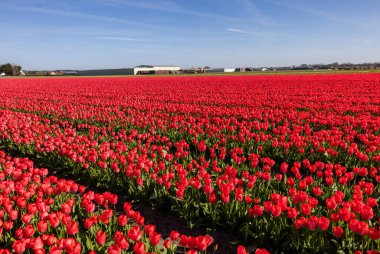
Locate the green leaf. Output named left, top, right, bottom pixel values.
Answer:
left=86, top=235, right=94, bottom=250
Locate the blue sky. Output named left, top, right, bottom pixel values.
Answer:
left=1, top=0, right=379, bottom=70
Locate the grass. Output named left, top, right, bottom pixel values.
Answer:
left=172, top=69, right=380, bottom=76
left=3, top=69, right=380, bottom=79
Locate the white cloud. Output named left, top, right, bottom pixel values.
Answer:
left=263, top=0, right=374, bottom=28
left=89, top=0, right=272, bottom=25
left=2, top=3, right=172, bottom=29
left=354, top=39, right=370, bottom=45
left=232, top=0, right=276, bottom=26
left=94, top=36, right=158, bottom=42
left=226, top=28, right=251, bottom=34
left=226, top=28, right=274, bottom=37
left=93, top=0, right=182, bottom=12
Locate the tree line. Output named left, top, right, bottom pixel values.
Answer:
left=0, top=63, right=22, bottom=76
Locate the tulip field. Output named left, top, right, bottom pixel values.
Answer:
left=0, top=74, right=380, bottom=253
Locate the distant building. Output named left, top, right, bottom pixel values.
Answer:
left=134, top=65, right=180, bottom=75
left=291, top=65, right=313, bottom=70
left=61, top=70, right=79, bottom=75
left=206, top=68, right=236, bottom=73
left=206, top=68, right=224, bottom=73
left=181, top=68, right=203, bottom=74
left=48, top=71, right=64, bottom=76
left=274, top=67, right=292, bottom=71
left=77, top=68, right=134, bottom=76
left=262, top=67, right=275, bottom=71
left=76, top=65, right=180, bottom=76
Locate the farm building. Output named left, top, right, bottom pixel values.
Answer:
left=134, top=65, right=180, bottom=75
left=206, top=68, right=236, bottom=73
left=180, top=67, right=204, bottom=74
left=235, top=68, right=246, bottom=72
left=77, top=68, right=134, bottom=76
left=76, top=65, right=180, bottom=76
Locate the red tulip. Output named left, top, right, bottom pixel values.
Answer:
left=237, top=246, right=249, bottom=254
left=170, top=230, right=180, bottom=241
left=133, top=242, right=146, bottom=254
left=179, top=235, right=188, bottom=247
left=361, top=205, right=374, bottom=220
left=326, top=198, right=337, bottom=211
left=271, top=204, right=282, bottom=217
left=15, top=229, right=23, bottom=239
left=46, top=235, right=57, bottom=246
left=128, top=226, right=142, bottom=242
left=9, top=210, right=18, bottom=220
left=30, top=237, right=44, bottom=251
left=48, top=214, right=60, bottom=228
left=114, top=231, right=129, bottom=249
left=333, top=226, right=344, bottom=238
left=23, top=224, right=35, bottom=238
left=66, top=221, right=79, bottom=235
left=108, top=244, right=121, bottom=254
left=37, top=220, right=48, bottom=233
left=196, top=235, right=212, bottom=251
left=164, top=239, right=171, bottom=249
left=255, top=248, right=270, bottom=254
left=287, top=207, right=298, bottom=219
left=12, top=240, right=26, bottom=254
left=96, top=230, right=107, bottom=245
left=21, top=214, right=32, bottom=224
left=300, top=203, right=311, bottom=215
left=117, top=214, right=128, bottom=227
left=317, top=216, right=330, bottom=231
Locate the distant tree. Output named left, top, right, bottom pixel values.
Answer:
left=0, top=63, right=22, bottom=76
left=12, top=65, right=22, bottom=76
left=0, top=63, right=13, bottom=75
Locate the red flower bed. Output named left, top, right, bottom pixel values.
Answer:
left=0, top=74, right=379, bottom=252
left=0, top=150, right=216, bottom=253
